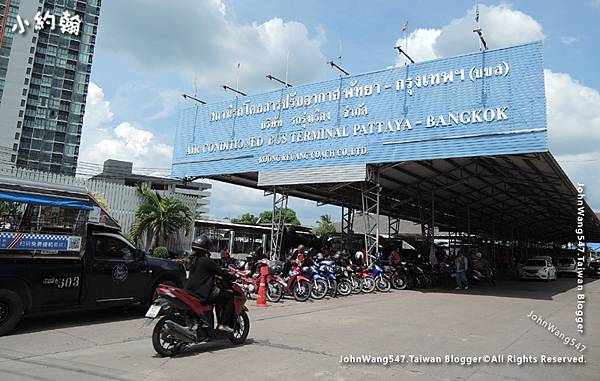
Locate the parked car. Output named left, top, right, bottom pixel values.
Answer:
left=556, top=257, right=577, bottom=276
left=586, top=261, right=600, bottom=277
left=519, top=257, right=557, bottom=281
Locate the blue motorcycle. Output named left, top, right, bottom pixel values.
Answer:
left=318, top=260, right=338, bottom=297
left=369, top=254, right=391, bottom=292
left=302, top=264, right=328, bottom=300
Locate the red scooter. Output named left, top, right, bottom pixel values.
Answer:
left=230, top=258, right=283, bottom=303
left=146, top=279, right=250, bottom=357
left=267, top=261, right=312, bottom=302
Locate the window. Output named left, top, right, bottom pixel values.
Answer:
left=94, top=236, right=134, bottom=260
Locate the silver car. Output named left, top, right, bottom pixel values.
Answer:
left=519, top=258, right=557, bottom=281
left=556, top=257, right=577, bottom=276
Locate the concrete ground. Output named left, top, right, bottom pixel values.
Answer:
left=0, top=277, right=598, bottom=381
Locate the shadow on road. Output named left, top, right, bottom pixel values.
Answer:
left=163, top=338, right=256, bottom=358
left=417, top=276, right=599, bottom=300
left=11, top=305, right=146, bottom=335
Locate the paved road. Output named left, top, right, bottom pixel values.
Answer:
left=0, top=278, right=598, bottom=380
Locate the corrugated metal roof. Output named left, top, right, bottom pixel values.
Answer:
left=207, top=152, right=600, bottom=243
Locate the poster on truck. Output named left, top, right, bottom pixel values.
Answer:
left=0, top=232, right=82, bottom=252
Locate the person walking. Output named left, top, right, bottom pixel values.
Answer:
left=455, top=251, right=469, bottom=290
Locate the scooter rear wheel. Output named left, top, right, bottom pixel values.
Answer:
left=152, top=315, right=186, bottom=357
left=351, top=277, right=362, bottom=294
left=337, top=280, right=352, bottom=296
left=266, top=280, right=284, bottom=303
left=391, top=274, right=408, bottom=290
left=375, top=276, right=391, bottom=292
left=362, top=278, right=376, bottom=293
left=230, top=310, right=250, bottom=345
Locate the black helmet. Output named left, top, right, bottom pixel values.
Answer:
left=192, top=235, right=213, bottom=255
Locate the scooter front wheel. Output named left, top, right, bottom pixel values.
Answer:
left=311, top=279, right=328, bottom=300
left=266, top=279, right=284, bottom=303
left=337, top=280, right=352, bottom=296
left=230, top=310, right=250, bottom=345
left=293, top=279, right=311, bottom=302
left=152, top=315, right=186, bottom=357
left=375, top=276, right=391, bottom=292
left=391, top=274, right=408, bottom=290
left=362, top=277, right=376, bottom=293
left=351, top=277, right=362, bottom=294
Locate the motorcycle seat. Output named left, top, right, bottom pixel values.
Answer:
left=184, top=288, right=211, bottom=305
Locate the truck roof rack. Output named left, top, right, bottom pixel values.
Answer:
left=0, top=176, right=90, bottom=202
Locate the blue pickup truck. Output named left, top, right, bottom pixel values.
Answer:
left=0, top=177, right=186, bottom=336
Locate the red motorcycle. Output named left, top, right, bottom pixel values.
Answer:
left=351, top=264, right=376, bottom=293
left=146, top=279, right=250, bottom=357
left=267, top=262, right=312, bottom=302
left=231, top=259, right=283, bottom=303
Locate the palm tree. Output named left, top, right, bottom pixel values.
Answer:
left=130, top=185, right=193, bottom=249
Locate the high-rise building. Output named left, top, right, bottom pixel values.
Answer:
left=0, top=0, right=101, bottom=175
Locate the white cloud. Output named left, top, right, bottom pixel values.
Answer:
left=82, top=82, right=113, bottom=131
left=545, top=70, right=600, bottom=156
left=560, top=35, right=580, bottom=45
left=97, top=0, right=326, bottom=92
left=395, top=4, right=544, bottom=65
left=391, top=5, right=600, bottom=210
left=394, top=29, right=441, bottom=65
left=545, top=70, right=600, bottom=210
left=434, top=4, right=544, bottom=57
left=79, top=82, right=173, bottom=175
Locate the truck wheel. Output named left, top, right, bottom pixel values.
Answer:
left=0, top=289, right=24, bottom=336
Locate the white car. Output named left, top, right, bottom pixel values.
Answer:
left=520, top=258, right=557, bottom=281
left=556, top=257, right=577, bottom=276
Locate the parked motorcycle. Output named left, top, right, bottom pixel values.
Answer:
left=383, top=263, right=411, bottom=290
left=267, top=261, right=312, bottom=302
left=147, top=279, right=249, bottom=357
left=231, top=258, right=283, bottom=303
left=318, top=260, right=339, bottom=297
left=334, top=265, right=353, bottom=296
left=351, top=264, right=376, bottom=293
left=304, top=264, right=329, bottom=299
left=368, top=254, right=391, bottom=292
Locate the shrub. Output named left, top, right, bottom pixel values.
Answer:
left=152, top=246, right=169, bottom=259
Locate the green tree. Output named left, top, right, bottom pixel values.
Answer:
left=130, top=185, right=193, bottom=249
left=231, top=213, right=257, bottom=224
left=92, top=192, right=109, bottom=210
left=258, top=208, right=301, bottom=225
left=0, top=201, right=22, bottom=225
left=315, top=214, right=336, bottom=238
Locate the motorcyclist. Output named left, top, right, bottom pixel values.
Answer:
left=282, top=244, right=305, bottom=277
left=186, top=236, right=237, bottom=333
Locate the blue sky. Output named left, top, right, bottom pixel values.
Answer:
left=80, top=0, right=600, bottom=226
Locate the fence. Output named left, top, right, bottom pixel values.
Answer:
left=0, top=165, right=197, bottom=253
